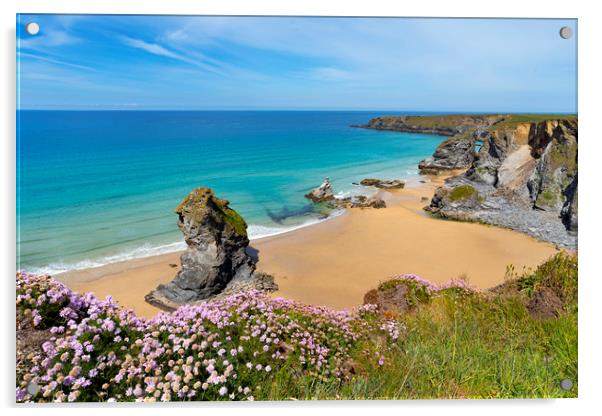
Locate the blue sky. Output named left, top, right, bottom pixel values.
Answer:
left=17, top=15, right=577, bottom=112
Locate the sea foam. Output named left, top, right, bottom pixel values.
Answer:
left=27, top=209, right=346, bottom=276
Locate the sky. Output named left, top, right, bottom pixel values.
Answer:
left=16, top=15, right=577, bottom=112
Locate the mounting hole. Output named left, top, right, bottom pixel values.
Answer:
left=25, top=22, right=40, bottom=36
left=560, top=378, right=573, bottom=391
left=26, top=382, right=40, bottom=396
left=559, top=26, right=572, bottom=39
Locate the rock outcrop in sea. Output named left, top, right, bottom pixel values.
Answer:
left=305, top=178, right=387, bottom=209
left=304, top=177, right=335, bottom=203
left=359, top=178, right=405, bottom=189
left=145, top=187, right=276, bottom=311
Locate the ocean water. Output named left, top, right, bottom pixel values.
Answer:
left=17, top=110, right=444, bottom=274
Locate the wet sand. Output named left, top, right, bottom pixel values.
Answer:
left=57, top=177, right=558, bottom=318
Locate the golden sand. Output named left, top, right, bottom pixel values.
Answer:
left=57, top=176, right=558, bottom=318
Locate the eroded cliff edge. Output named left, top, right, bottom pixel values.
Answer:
left=356, top=114, right=578, bottom=249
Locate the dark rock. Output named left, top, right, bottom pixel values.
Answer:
left=561, top=174, right=578, bottom=234
left=145, top=188, right=258, bottom=311
left=418, top=134, right=476, bottom=173
left=527, top=286, right=564, bottom=319
left=335, top=195, right=386, bottom=209
left=359, top=178, right=405, bottom=189
left=465, top=131, right=509, bottom=185
left=306, top=179, right=386, bottom=210
left=528, top=120, right=578, bottom=212
left=425, top=183, right=483, bottom=215
left=363, top=284, right=411, bottom=316
left=304, top=177, right=334, bottom=203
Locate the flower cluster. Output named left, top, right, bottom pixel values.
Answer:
left=394, top=274, right=476, bottom=294
left=16, top=272, right=398, bottom=403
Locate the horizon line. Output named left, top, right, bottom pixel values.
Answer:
left=16, top=108, right=578, bottom=114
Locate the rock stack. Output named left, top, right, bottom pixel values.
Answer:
left=145, top=187, right=274, bottom=311
left=304, top=177, right=335, bottom=203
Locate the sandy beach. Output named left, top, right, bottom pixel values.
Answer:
left=56, top=176, right=559, bottom=318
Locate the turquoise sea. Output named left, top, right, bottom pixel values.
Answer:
left=17, top=111, right=445, bottom=274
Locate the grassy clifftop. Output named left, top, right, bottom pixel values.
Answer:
left=359, top=113, right=577, bottom=137
left=490, top=114, right=577, bottom=130
left=16, top=253, right=576, bottom=401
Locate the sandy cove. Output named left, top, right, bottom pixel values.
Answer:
left=56, top=176, right=559, bottom=318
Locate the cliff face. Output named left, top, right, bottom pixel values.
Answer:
left=465, top=119, right=578, bottom=213
left=527, top=120, right=578, bottom=212
left=358, top=113, right=579, bottom=248
left=423, top=116, right=578, bottom=247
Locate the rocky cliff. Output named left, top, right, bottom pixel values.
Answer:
left=358, top=113, right=578, bottom=248
left=146, top=188, right=276, bottom=311
left=424, top=116, right=578, bottom=248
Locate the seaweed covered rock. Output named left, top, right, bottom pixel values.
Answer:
left=145, top=188, right=258, bottom=311
left=335, top=195, right=387, bottom=209
left=359, top=178, right=405, bottom=189
left=425, top=183, right=483, bottom=216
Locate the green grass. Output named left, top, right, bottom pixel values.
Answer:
left=263, top=253, right=578, bottom=399
left=492, top=114, right=577, bottom=130
left=175, top=187, right=248, bottom=236
left=448, top=184, right=479, bottom=202
left=342, top=294, right=576, bottom=399
left=212, top=197, right=248, bottom=236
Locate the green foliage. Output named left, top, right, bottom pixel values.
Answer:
left=212, top=197, right=248, bottom=237
left=492, top=114, right=577, bottom=129
left=292, top=253, right=578, bottom=399
left=175, top=188, right=248, bottom=237
left=513, top=252, right=578, bottom=307
left=448, top=184, right=479, bottom=202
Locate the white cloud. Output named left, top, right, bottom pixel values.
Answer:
left=165, top=29, right=189, bottom=42
left=121, top=36, right=182, bottom=59
left=120, top=35, right=225, bottom=76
